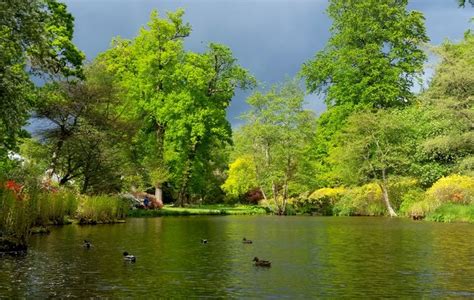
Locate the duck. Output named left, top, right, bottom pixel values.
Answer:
left=253, top=257, right=271, bottom=267
left=201, top=239, right=208, bottom=244
left=83, top=240, right=92, bottom=249
left=242, top=238, right=253, bottom=244
left=123, top=251, right=136, bottom=262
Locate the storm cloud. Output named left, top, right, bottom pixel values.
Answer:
left=63, top=0, right=473, bottom=124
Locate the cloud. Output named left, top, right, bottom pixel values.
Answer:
left=62, top=0, right=472, bottom=125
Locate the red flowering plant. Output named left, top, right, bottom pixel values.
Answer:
left=5, top=180, right=24, bottom=200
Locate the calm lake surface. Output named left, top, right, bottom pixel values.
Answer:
left=1, top=216, right=473, bottom=298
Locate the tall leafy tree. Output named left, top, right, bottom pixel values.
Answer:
left=301, top=0, right=429, bottom=189
left=166, top=44, right=254, bottom=205
left=330, top=110, right=413, bottom=217
left=0, top=0, right=84, bottom=155
left=405, top=31, right=474, bottom=185
left=100, top=9, right=191, bottom=203
left=100, top=10, right=254, bottom=204
left=301, top=0, right=428, bottom=108
left=228, top=80, right=316, bottom=214
left=35, top=63, right=134, bottom=193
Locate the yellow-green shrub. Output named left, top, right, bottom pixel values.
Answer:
left=398, top=189, right=426, bottom=216
left=427, top=174, right=474, bottom=205
left=333, top=183, right=385, bottom=216
left=293, top=187, right=346, bottom=215
left=387, top=177, right=420, bottom=210
left=402, top=175, right=474, bottom=218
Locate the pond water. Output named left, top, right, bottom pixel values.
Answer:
left=1, top=216, right=473, bottom=298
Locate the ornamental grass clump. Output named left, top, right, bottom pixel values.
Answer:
left=78, top=195, right=128, bottom=224
left=0, top=181, right=34, bottom=252
left=31, top=190, right=79, bottom=226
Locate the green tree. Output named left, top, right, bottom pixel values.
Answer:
left=0, top=0, right=84, bottom=155
left=330, top=110, right=413, bottom=216
left=229, top=79, right=316, bottom=214
left=34, top=63, right=134, bottom=194
left=165, top=44, right=254, bottom=205
left=99, top=9, right=191, bottom=203
left=404, top=32, right=474, bottom=185
left=301, top=0, right=428, bottom=109
left=100, top=10, right=254, bottom=204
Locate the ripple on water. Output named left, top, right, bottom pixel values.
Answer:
left=0, top=216, right=473, bottom=298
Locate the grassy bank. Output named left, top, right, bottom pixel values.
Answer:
left=0, top=181, right=129, bottom=252
left=425, top=204, right=474, bottom=223
left=128, top=204, right=268, bottom=217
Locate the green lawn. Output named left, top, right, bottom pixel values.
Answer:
left=128, top=204, right=268, bottom=217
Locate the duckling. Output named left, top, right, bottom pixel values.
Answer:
left=123, top=251, right=136, bottom=262
left=83, top=240, right=92, bottom=249
left=253, top=257, right=271, bottom=267
left=201, top=239, right=208, bottom=244
left=242, top=237, right=253, bottom=244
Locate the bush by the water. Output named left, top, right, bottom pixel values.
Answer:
left=387, top=177, right=420, bottom=211
left=292, top=187, right=346, bottom=215
left=333, top=183, right=386, bottom=216
left=426, top=174, right=474, bottom=205
left=77, top=195, right=129, bottom=224
left=402, top=175, right=474, bottom=219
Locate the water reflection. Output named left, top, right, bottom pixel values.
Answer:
left=0, top=217, right=473, bottom=298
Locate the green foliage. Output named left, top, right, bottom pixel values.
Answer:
left=228, top=79, right=316, bottom=214
left=301, top=0, right=428, bottom=108
left=77, top=195, right=129, bottom=224
left=401, top=175, right=474, bottom=218
left=34, top=63, right=134, bottom=194
left=100, top=10, right=254, bottom=204
left=128, top=204, right=267, bottom=217
left=333, top=183, right=386, bottom=216
left=310, top=105, right=353, bottom=187
left=398, top=189, right=426, bottom=216
left=31, top=190, right=78, bottom=226
left=426, top=174, right=474, bottom=205
left=0, top=0, right=84, bottom=152
left=293, top=187, right=346, bottom=215
left=221, top=155, right=258, bottom=200
left=387, top=177, right=420, bottom=210
left=426, top=203, right=474, bottom=223
left=330, top=109, right=412, bottom=186
left=392, top=32, right=474, bottom=187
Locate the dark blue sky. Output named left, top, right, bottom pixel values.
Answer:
left=63, top=0, right=473, bottom=125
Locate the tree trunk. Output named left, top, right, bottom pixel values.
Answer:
left=260, top=187, right=268, bottom=201
left=177, top=142, right=198, bottom=207
left=379, top=169, right=397, bottom=217
left=81, top=175, right=90, bottom=194
left=155, top=183, right=164, bottom=207
left=272, top=182, right=283, bottom=215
